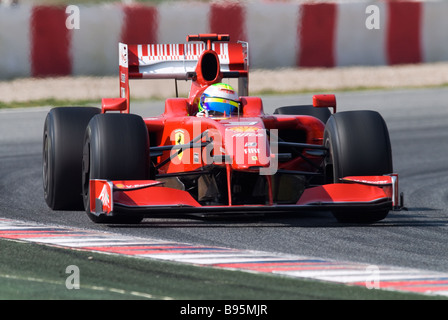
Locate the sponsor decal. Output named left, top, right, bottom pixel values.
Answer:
left=227, top=122, right=258, bottom=126
left=193, top=152, right=200, bottom=164
left=245, top=142, right=257, bottom=147
left=119, top=43, right=128, bottom=67
left=227, top=126, right=258, bottom=132
left=98, top=184, right=111, bottom=213
left=174, top=129, right=185, bottom=161
left=244, top=148, right=260, bottom=154
left=113, top=181, right=162, bottom=190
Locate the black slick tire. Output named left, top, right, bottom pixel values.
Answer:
left=43, top=107, right=100, bottom=210
left=82, top=113, right=149, bottom=224
left=323, top=110, right=393, bottom=223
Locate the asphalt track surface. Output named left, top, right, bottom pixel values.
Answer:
left=1, top=87, right=448, bottom=276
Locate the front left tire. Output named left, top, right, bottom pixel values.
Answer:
left=323, top=110, right=393, bottom=223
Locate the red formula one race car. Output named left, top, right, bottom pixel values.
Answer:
left=43, top=34, right=402, bottom=224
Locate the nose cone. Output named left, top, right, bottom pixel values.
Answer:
left=223, top=122, right=271, bottom=170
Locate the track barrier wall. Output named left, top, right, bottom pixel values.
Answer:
left=0, top=0, right=448, bottom=79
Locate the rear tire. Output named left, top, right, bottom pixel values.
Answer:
left=42, top=107, right=100, bottom=210
left=82, top=113, right=149, bottom=223
left=324, top=110, right=393, bottom=223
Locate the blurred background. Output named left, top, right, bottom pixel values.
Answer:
left=0, top=0, right=447, bottom=103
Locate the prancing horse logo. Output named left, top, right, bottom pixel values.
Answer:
left=174, top=129, right=185, bottom=160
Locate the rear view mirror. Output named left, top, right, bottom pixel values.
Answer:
left=312, top=94, right=336, bottom=113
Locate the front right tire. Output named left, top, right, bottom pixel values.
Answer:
left=82, top=113, right=149, bottom=223
left=43, top=107, right=100, bottom=210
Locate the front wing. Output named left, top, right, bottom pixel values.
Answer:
left=89, top=175, right=401, bottom=217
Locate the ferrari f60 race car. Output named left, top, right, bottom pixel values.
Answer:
left=43, top=34, right=402, bottom=224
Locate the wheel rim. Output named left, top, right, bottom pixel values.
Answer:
left=81, top=140, right=90, bottom=208
left=323, top=136, right=335, bottom=184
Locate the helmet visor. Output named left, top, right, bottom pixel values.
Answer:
left=203, top=97, right=239, bottom=116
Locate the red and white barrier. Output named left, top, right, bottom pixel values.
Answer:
left=0, top=5, right=32, bottom=78
left=1, top=1, right=448, bottom=78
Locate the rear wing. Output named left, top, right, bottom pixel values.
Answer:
left=122, top=42, right=248, bottom=79
left=117, top=35, right=249, bottom=113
